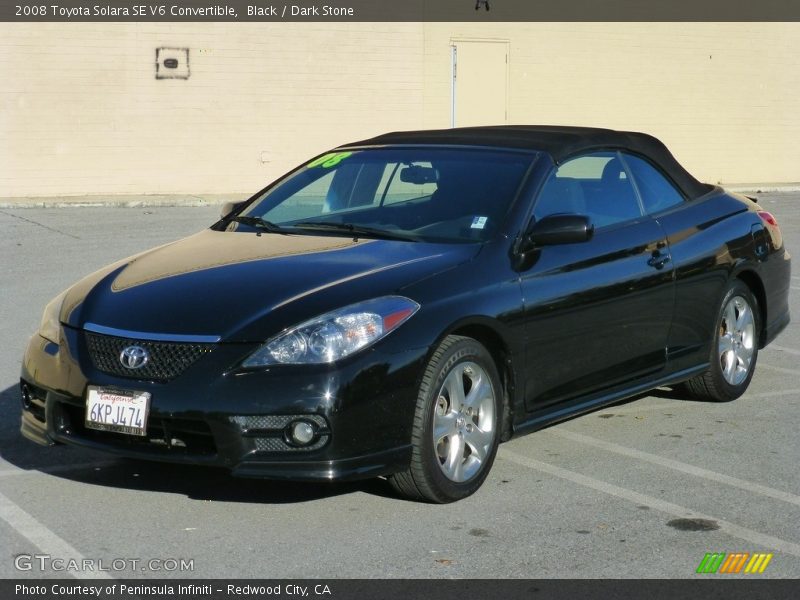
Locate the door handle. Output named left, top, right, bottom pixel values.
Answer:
left=647, top=251, right=671, bottom=270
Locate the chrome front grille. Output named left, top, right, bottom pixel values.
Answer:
left=85, top=332, right=214, bottom=381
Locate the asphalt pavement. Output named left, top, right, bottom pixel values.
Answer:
left=0, top=195, right=798, bottom=579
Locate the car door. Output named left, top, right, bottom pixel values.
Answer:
left=620, top=151, right=733, bottom=373
left=520, top=151, right=675, bottom=411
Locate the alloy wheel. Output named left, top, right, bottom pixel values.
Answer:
left=718, top=295, right=755, bottom=386
left=432, top=361, right=496, bottom=483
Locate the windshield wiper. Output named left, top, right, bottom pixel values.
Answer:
left=291, top=221, right=417, bottom=242
left=229, top=215, right=288, bottom=234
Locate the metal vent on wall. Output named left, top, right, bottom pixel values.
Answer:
left=156, top=48, right=190, bottom=79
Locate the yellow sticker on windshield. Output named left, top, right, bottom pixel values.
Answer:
left=307, top=151, right=353, bottom=169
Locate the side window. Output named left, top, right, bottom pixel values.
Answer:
left=534, top=152, right=642, bottom=228
left=623, top=154, right=685, bottom=214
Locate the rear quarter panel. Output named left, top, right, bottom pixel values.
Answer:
left=656, top=191, right=780, bottom=372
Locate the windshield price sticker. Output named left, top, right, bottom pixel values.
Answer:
left=85, top=386, right=151, bottom=436
left=307, top=151, right=353, bottom=169
left=471, top=216, right=488, bottom=229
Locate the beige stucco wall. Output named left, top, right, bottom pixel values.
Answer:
left=1, top=22, right=798, bottom=197
left=0, top=23, right=425, bottom=196
left=425, top=22, right=800, bottom=185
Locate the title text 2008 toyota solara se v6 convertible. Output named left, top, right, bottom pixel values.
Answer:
left=20, top=126, right=791, bottom=502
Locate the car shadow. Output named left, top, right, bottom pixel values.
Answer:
left=0, top=382, right=397, bottom=504
left=532, top=384, right=707, bottom=430
left=607, top=384, right=701, bottom=405
left=0, top=381, right=702, bottom=504
left=645, top=385, right=702, bottom=401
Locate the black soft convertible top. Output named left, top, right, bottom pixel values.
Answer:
left=344, top=125, right=712, bottom=200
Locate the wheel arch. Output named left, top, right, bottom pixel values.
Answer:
left=735, top=268, right=768, bottom=347
left=431, top=317, right=518, bottom=443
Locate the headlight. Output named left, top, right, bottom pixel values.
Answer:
left=243, top=296, right=420, bottom=367
left=38, top=289, right=68, bottom=344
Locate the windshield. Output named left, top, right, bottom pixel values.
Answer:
left=235, top=147, right=536, bottom=243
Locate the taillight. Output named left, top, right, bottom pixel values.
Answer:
left=756, top=210, right=783, bottom=250
left=757, top=211, right=779, bottom=228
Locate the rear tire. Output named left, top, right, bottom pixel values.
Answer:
left=683, top=280, right=759, bottom=402
left=389, top=335, right=502, bottom=503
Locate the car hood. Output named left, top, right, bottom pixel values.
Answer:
left=60, top=229, right=479, bottom=342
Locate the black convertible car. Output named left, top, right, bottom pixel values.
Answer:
left=21, top=126, right=791, bottom=502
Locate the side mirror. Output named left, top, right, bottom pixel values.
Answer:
left=527, top=214, right=593, bottom=247
left=220, top=201, right=245, bottom=219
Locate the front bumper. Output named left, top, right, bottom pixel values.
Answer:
left=20, top=326, right=425, bottom=482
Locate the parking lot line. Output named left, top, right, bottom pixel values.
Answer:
left=0, top=490, right=113, bottom=580
left=594, top=380, right=798, bottom=414
left=498, top=448, right=800, bottom=557
left=545, top=428, right=800, bottom=507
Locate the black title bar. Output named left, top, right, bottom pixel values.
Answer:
left=3, top=0, right=800, bottom=22
left=5, top=579, right=800, bottom=600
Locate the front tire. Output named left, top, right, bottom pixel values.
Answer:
left=683, top=279, right=760, bottom=402
left=389, top=335, right=502, bottom=503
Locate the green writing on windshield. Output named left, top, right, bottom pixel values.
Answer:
left=307, top=151, right=353, bottom=169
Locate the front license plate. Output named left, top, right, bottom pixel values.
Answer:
left=85, top=386, right=150, bottom=436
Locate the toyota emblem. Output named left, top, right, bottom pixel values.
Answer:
left=119, top=345, right=149, bottom=370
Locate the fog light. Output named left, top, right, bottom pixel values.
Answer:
left=20, top=384, right=32, bottom=409
left=290, top=421, right=316, bottom=445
